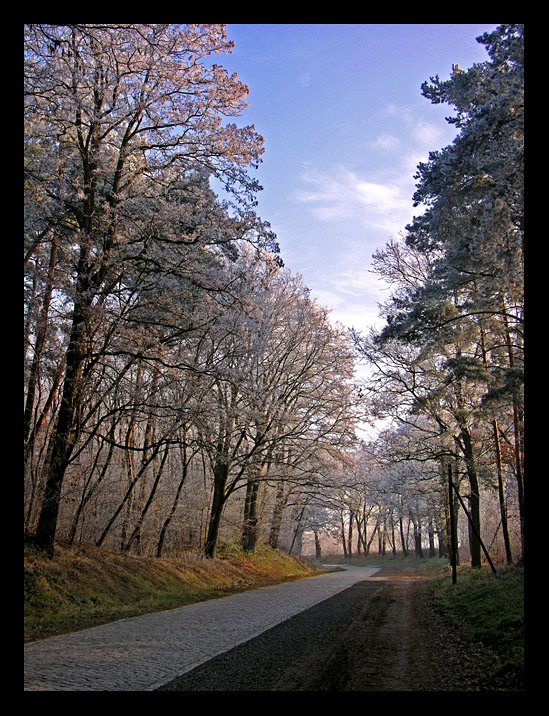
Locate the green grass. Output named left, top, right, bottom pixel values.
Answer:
left=24, top=541, right=322, bottom=642
left=319, top=551, right=451, bottom=576
left=428, top=564, right=524, bottom=690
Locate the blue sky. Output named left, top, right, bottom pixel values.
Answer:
left=220, top=24, right=501, bottom=332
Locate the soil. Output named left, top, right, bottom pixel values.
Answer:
left=272, top=576, right=498, bottom=691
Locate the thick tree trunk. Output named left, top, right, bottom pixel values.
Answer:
left=241, top=475, right=260, bottom=552
left=34, top=296, right=89, bottom=557
left=204, top=461, right=229, bottom=558
left=412, top=518, right=423, bottom=558
left=459, top=426, right=482, bottom=569
left=314, top=530, right=322, bottom=559
left=428, top=520, right=436, bottom=557
left=268, top=483, right=287, bottom=549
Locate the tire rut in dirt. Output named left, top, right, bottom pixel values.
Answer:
left=157, top=577, right=495, bottom=691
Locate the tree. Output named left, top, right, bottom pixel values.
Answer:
left=198, top=252, right=358, bottom=557
left=353, top=25, right=524, bottom=565
left=412, top=25, right=524, bottom=551
left=24, top=24, right=276, bottom=556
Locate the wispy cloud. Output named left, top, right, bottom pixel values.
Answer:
left=297, top=165, right=415, bottom=235
left=289, top=102, right=458, bottom=331
left=332, top=266, right=390, bottom=297
left=310, top=286, right=384, bottom=332
left=372, top=133, right=401, bottom=152
left=296, top=103, right=454, bottom=237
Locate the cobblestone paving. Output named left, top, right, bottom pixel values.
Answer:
left=24, top=566, right=379, bottom=691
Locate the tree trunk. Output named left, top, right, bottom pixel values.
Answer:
left=34, top=293, right=90, bottom=556
left=24, top=234, right=58, bottom=454
left=340, top=512, right=348, bottom=558
left=389, top=513, right=397, bottom=555
left=366, top=521, right=379, bottom=555
left=355, top=513, right=366, bottom=555
left=96, top=444, right=162, bottom=548
left=289, top=506, right=306, bottom=556
left=479, top=322, right=513, bottom=564
left=314, top=530, right=322, bottom=559
left=347, top=509, right=354, bottom=558
left=413, top=518, right=423, bottom=558
left=204, top=460, right=229, bottom=558
left=241, top=474, right=260, bottom=552
left=458, top=426, right=482, bottom=569
left=501, top=305, right=524, bottom=559
left=268, top=483, right=287, bottom=549
left=428, top=519, right=436, bottom=557
left=156, top=441, right=192, bottom=558
left=123, top=447, right=169, bottom=553
left=493, top=419, right=513, bottom=564
left=68, top=424, right=116, bottom=544
left=399, top=516, right=408, bottom=556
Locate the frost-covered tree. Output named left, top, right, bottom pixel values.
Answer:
left=198, top=252, right=358, bottom=557
left=354, top=25, right=524, bottom=565
left=24, top=24, right=277, bottom=556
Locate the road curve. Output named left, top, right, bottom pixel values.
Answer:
left=24, top=565, right=380, bottom=691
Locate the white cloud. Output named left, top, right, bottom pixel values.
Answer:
left=412, top=117, right=448, bottom=147
left=297, top=165, right=415, bottom=235
left=332, top=266, right=390, bottom=298
left=372, top=133, right=401, bottom=152
left=295, top=103, right=454, bottom=239
left=309, top=285, right=380, bottom=329
left=380, top=102, right=456, bottom=152
left=288, top=102, right=458, bottom=336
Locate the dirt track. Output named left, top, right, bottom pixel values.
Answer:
left=272, top=576, right=495, bottom=691
left=158, top=574, right=499, bottom=691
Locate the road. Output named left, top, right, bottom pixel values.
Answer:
left=156, top=574, right=495, bottom=691
left=24, top=564, right=380, bottom=691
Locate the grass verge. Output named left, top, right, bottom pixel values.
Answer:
left=24, top=541, right=322, bottom=643
left=427, top=563, right=524, bottom=690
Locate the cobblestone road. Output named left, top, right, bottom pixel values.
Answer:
left=24, top=565, right=379, bottom=691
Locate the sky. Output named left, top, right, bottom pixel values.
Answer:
left=218, top=24, right=501, bottom=334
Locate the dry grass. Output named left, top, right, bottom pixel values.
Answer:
left=24, top=541, right=321, bottom=642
